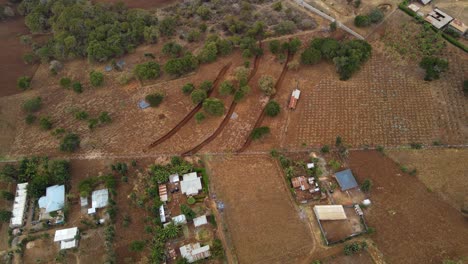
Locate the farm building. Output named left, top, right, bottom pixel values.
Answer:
left=169, top=174, right=180, bottom=183
left=172, top=214, right=187, bottom=225
left=181, top=172, right=202, bottom=196
left=291, top=176, right=310, bottom=191
left=38, top=185, right=65, bottom=214
left=425, top=8, right=453, bottom=29
left=54, top=227, right=79, bottom=250
left=408, top=3, right=421, bottom=12
left=313, top=205, right=347, bottom=220
left=288, top=89, right=301, bottom=109
left=160, top=205, right=166, bottom=223
left=10, top=183, right=28, bottom=228
left=335, top=169, right=358, bottom=191
left=179, top=243, right=211, bottom=263
left=91, top=189, right=109, bottom=209
left=448, top=19, right=468, bottom=36
left=193, top=215, right=208, bottom=228
left=159, top=184, right=168, bottom=202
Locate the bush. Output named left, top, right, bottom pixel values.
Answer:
left=194, top=112, right=206, bottom=123
left=99, top=112, right=112, bottom=124
left=72, top=82, right=83, bottom=93
left=164, top=53, right=199, bottom=76
left=419, top=56, right=448, bottom=81
left=369, top=9, right=384, bottom=23
left=200, top=80, right=213, bottom=92
left=60, top=133, right=80, bottom=152
left=410, top=142, right=423, bottom=149
left=251, top=126, right=270, bottom=140
left=191, top=89, right=207, bottom=104
left=162, top=42, right=183, bottom=58
left=187, top=196, right=196, bottom=205
left=330, top=21, right=337, bottom=32
left=274, top=20, right=296, bottom=35
left=361, top=179, right=372, bottom=192
left=0, top=210, right=12, bottom=222
left=145, top=93, right=165, bottom=107
left=202, top=98, right=224, bottom=116
left=182, top=83, right=195, bottom=95
left=258, top=75, right=276, bottom=96
left=216, top=39, right=233, bottom=56
left=464, top=80, right=468, bottom=96
left=321, top=145, right=330, bottom=153
left=272, top=1, right=282, bottom=11
left=219, top=80, right=234, bottom=96
left=180, top=204, right=196, bottom=220
left=25, top=114, right=36, bottom=124
left=60, top=77, right=72, bottom=88
left=269, top=40, right=281, bottom=54
left=88, top=118, right=98, bottom=130
left=187, top=29, right=201, bottom=42
left=22, top=97, right=42, bottom=113
left=265, top=100, right=281, bottom=117
left=234, top=85, right=250, bottom=102
left=1, top=191, right=14, bottom=201
left=288, top=38, right=302, bottom=54
left=354, top=15, right=371, bottom=27
left=134, top=62, right=161, bottom=80
left=39, top=116, right=53, bottom=130
left=129, top=240, right=146, bottom=252
left=198, top=42, right=218, bottom=63
left=74, top=111, right=88, bottom=120
left=89, top=71, right=104, bottom=87
left=301, top=47, right=322, bottom=65
left=17, top=76, right=32, bottom=90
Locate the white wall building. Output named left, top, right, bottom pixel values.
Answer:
left=54, top=227, right=79, bottom=250
left=10, top=183, right=28, bottom=228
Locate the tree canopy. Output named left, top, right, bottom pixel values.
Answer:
left=135, top=62, right=161, bottom=80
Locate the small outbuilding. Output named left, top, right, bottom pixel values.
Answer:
left=313, top=205, right=347, bottom=220
left=425, top=8, right=453, bottom=29
left=179, top=243, right=211, bottom=263
left=169, top=174, right=180, bottom=183
left=54, top=227, right=79, bottom=250
left=160, top=205, right=166, bottom=223
left=335, top=169, right=358, bottom=191
left=159, top=184, right=168, bottom=202
left=181, top=172, right=202, bottom=196
left=38, top=185, right=65, bottom=214
left=91, top=189, right=109, bottom=209
left=193, top=215, right=208, bottom=228
left=172, top=214, right=187, bottom=225
left=291, top=176, right=310, bottom=191
left=10, top=183, right=28, bottom=228
left=288, top=89, right=301, bottom=109
left=448, top=19, right=468, bottom=36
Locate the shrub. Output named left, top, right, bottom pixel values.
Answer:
left=376, top=145, right=384, bottom=153
left=198, top=42, right=218, bottom=63
left=0, top=210, right=12, bottom=222
left=288, top=38, right=302, bottom=54
left=25, top=114, right=36, bottom=124
left=354, top=15, right=370, bottom=27
left=99, top=112, right=112, bottom=124
left=369, top=9, right=384, bottom=23
left=200, top=80, right=213, bottom=92
left=182, top=83, right=195, bottom=95
left=274, top=20, right=296, bottom=35
left=251, top=126, right=270, bottom=140
left=216, top=39, right=234, bottom=56
left=191, top=89, right=207, bottom=104
left=60, top=133, right=80, bottom=152
left=301, top=47, right=322, bottom=65
left=361, top=179, right=372, bottom=192
left=162, top=42, right=183, bottom=58
left=330, top=21, right=337, bottom=31
left=234, top=85, right=250, bottom=102
left=88, top=118, right=98, bottom=130
left=272, top=1, right=282, bottom=11
left=321, top=145, right=330, bottom=153
left=265, top=100, right=280, bottom=117
left=269, top=40, right=281, bottom=54
left=419, top=56, right=448, bottom=81
left=164, top=53, right=199, bottom=76
left=202, top=98, right=224, bottom=116
left=187, top=196, right=196, bottom=205
left=145, top=93, right=164, bottom=107
left=22, top=97, right=42, bottom=113
left=60, top=77, right=72, bottom=88
left=410, top=142, right=423, bottom=149
left=89, top=71, right=104, bottom=87
left=196, top=5, right=211, bottom=20
left=134, top=62, right=161, bottom=80
left=187, top=29, right=201, bottom=42
left=219, top=80, right=234, bottom=96
left=17, top=76, right=32, bottom=90
left=72, top=82, right=83, bottom=93
left=129, top=240, right=146, bottom=252
left=74, top=111, right=88, bottom=120
left=180, top=204, right=196, bottom=220
left=194, top=112, right=206, bottom=123
left=258, top=75, right=276, bottom=96
left=0, top=191, right=14, bottom=201
left=39, top=116, right=52, bottom=130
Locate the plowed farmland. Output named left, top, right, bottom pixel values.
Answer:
left=206, top=155, right=314, bottom=264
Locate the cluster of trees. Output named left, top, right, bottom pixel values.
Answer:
left=17, top=76, right=32, bottom=90
left=419, top=56, right=448, bottom=81
left=135, top=62, right=161, bottom=80
left=354, top=8, right=384, bottom=27
left=301, top=38, right=372, bottom=80
left=149, top=156, right=194, bottom=184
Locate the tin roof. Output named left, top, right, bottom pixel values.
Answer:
left=335, top=169, right=358, bottom=191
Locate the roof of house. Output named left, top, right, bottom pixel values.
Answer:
left=54, top=227, right=78, bottom=242
left=291, top=176, right=310, bottom=190
left=60, top=239, right=77, bottom=250
left=172, top=214, right=187, bottom=225
left=160, top=205, right=166, bottom=223
left=179, top=243, right=211, bottom=263
left=313, top=205, right=347, bottom=220
left=80, top=197, right=88, bottom=207
left=425, top=8, right=454, bottom=29
left=159, top=184, right=168, bottom=202
left=91, top=189, right=109, bottom=209
left=335, top=169, right=358, bottom=191
left=10, top=182, right=28, bottom=227
left=181, top=172, right=202, bottom=196
left=420, top=0, right=431, bottom=5
left=38, top=185, right=65, bottom=213
left=449, top=19, right=468, bottom=33
left=193, top=215, right=208, bottom=227
left=408, top=3, right=421, bottom=12
left=169, top=174, right=180, bottom=183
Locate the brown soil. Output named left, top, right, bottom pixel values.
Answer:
left=206, top=155, right=314, bottom=264
left=348, top=150, right=468, bottom=264
left=386, top=148, right=468, bottom=212
left=0, top=181, right=14, bottom=251
left=321, top=250, right=374, bottom=264
left=0, top=17, right=38, bottom=97
left=93, top=0, right=179, bottom=9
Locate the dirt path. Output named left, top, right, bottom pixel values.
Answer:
left=182, top=42, right=263, bottom=156
left=144, top=62, right=232, bottom=151
left=237, top=48, right=292, bottom=153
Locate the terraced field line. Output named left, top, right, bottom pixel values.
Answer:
left=144, top=62, right=232, bottom=152
left=237, top=49, right=292, bottom=153
left=182, top=42, right=263, bottom=156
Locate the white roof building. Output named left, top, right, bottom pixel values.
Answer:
left=180, top=172, right=202, bottom=196
left=172, top=214, right=187, bottom=225
left=91, top=189, right=109, bottom=209
left=10, top=183, right=28, bottom=228
left=54, top=227, right=79, bottom=250
left=159, top=184, right=168, bottom=202
left=160, top=205, right=166, bottom=223
left=425, top=8, right=454, bottom=29
left=179, top=243, right=211, bottom=263
left=193, top=215, right=208, bottom=228
left=38, top=185, right=65, bottom=213
left=307, top=163, right=315, bottom=169
left=313, top=205, right=347, bottom=220
left=169, top=174, right=180, bottom=183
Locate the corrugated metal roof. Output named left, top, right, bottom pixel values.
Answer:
left=91, top=189, right=108, bottom=209
left=38, top=185, right=65, bottom=213
left=181, top=172, right=202, bottom=196
left=335, top=169, right=358, bottom=191
left=193, top=215, right=208, bottom=227
left=10, top=183, right=28, bottom=227
left=54, top=227, right=78, bottom=242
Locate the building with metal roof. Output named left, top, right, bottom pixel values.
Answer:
left=193, top=215, right=208, bottom=228
left=449, top=19, right=468, bottom=35
left=335, top=169, right=358, bottom=191
left=91, top=189, right=109, bottom=209
left=172, top=214, right=187, bottom=225
left=425, top=8, right=453, bottom=29
left=313, top=205, right=347, bottom=220
left=54, top=227, right=79, bottom=250
left=179, top=243, right=211, bottom=263
left=181, top=172, right=202, bottom=196
left=10, top=183, right=28, bottom=228
left=38, top=185, right=65, bottom=213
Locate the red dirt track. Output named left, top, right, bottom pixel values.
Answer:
left=145, top=62, right=232, bottom=151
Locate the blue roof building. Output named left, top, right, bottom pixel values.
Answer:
left=38, top=185, right=65, bottom=213
left=335, top=169, right=358, bottom=191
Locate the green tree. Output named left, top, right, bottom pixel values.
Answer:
left=234, top=85, right=250, bottom=102
left=159, top=17, right=177, bottom=36
left=269, top=40, right=281, bottom=54
left=301, top=48, right=322, bottom=65
left=0, top=164, right=17, bottom=182
left=202, top=98, right=225, bottom=116
left=265, top=100, right=281, bottom=117
left=216, top=39, right=233, bottom=56
left=39, top=116, right=53, bottom=130
left=0, top=191, right=14, bottom=201
left=258, top=75, right=276, bottom=96
left=191, top=89, right=207, bottom=104
left=320, top=38, right=341, bottom=59
left=180, top=204, right=196, bottom=221
left=143, top=26, right=158, bottom=44
left=200, top=80, right=213, bottom=92
left=195, top=112, right=206, bottom=123
left=354, top=15, right=370, bottom=27
left=182, top=83, right=195, bottom=95
left=89, top=71, right=104, bottom=87
left=134, top=62, right=161, bottom=80
left=162, top=42, right=183, bottom=58
left=60, top=77, right=72, bottom=88
left=234, top=66, right=250, bottom=86
left=251, top=126, right=270, bottom=140
left=0, top=210, right=12, bottom=222
left=60, top=133, right=80, bottom=152
left=288, top=38, right=302, bottom=54
left=361, top=179, right=372, bottom=193
left=145, top=93, right=164, bottom=107
left=164, top=53, right=198, bottom=76
left=72, top=82, right=83, bottom=93
left=419, top=56, right=448, bottom=81
left=98, top=112, right=112, bottom=124
left=219, top=80, right=234, bottom=96
left=22, top=97, right=42, bottom=113
left=17, top=76, right=32, bottom=90
left=369, top=9, right=384, bottom=23
left=196, top=5, right=211, bottom=20
left=198, top=42, right=218, bottom=63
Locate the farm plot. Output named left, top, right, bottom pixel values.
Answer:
left=386, top=148, right=468, bottom=212
left=348, top=150, right=468, bottom=264
left=206, top=155, right=314, bottom=264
